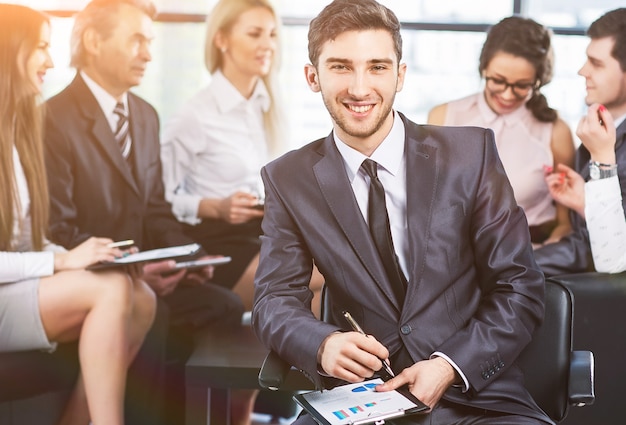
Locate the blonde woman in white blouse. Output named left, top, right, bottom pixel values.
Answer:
left=161, top=0, right=323, bottom=315
left=161, top=1, right=325, bottom=423
left=0, top=5, right=155, bottom=424
left=161, top=0, right=279, bottom=309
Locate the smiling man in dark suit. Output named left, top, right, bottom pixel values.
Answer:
left=252, top=1, right=552, bottom=424
left=43, top=1, right=243, bottom=424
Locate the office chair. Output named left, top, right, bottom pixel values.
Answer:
left=258, top=280, right=595, bottom=423
left=547, top=272, right=626, bottom=424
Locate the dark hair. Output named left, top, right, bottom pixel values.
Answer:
left=479, top=16, right=556, bottom=122
left=588, top=8, right=626, bottom=72
left=308, top=0, right=402, bottom=67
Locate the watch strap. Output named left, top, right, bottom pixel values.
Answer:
left=589, top=160, right=618, bottom=180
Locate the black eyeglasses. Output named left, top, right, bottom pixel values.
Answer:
left=484, top=76, right=537, bottom=99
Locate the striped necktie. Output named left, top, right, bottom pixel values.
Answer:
left=113, top=102, right=131, bottom=159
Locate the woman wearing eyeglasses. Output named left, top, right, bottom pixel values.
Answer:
left=428, top=16, right=576, bottom=246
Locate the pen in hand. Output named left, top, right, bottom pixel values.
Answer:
left=342, top=311, right=395, bottom=378
left=107, top=239, right=134, bottom=248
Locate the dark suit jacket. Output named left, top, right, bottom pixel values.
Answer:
left=44, top=74, right=191, bottom=251
left=535, top=119, right=626, bottom=276
left=253, top=113, right=550, bottom=422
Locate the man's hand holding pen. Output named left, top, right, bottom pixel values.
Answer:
left=316, top=310, right=393, bottom=383
left=316, top=331, right=391, bottom=383
left=329, top=311, right=456, bottom=411
left=343, top=311, right=395, bottom=378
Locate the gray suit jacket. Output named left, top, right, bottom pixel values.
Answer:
left=253, top=113, right=550, bottom=421
left=535, top=119, right=626, bottom=276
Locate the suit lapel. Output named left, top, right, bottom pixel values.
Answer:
left=313, top=135, right=400, bottom=309
left=71, top=76, right=140, bottom=196
left=616, top=119, right=626, bottom=148
left=400, top=114, right=438, bottom=307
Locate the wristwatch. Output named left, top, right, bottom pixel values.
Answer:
left=589, top=160, right=618, bottom=180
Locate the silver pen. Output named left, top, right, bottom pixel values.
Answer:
left=342, top=311, right=395, bottom=378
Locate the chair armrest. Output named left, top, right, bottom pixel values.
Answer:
left=569, top=350, right=595, bottom=407
left=258, top=350, right=291, bottom=391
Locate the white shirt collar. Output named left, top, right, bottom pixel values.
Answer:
left=334, top=110, right=406, bottom=182
left=80, top=70, right=128, bottom=119
left=210, top=70, right=270, bottom=114
left=614, top=113, right=626, bottom=129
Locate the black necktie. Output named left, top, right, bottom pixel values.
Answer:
left=361, top=159, right=407, bottom=303
left=113, top=102, right=131, bottom=159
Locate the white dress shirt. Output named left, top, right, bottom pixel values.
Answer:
left=585, top=176, right=626, bottom=273
left=1, top=147, right=64, bottom=285
left=584, top=114, right=626, bottom=273
left=80, top=71, right=129, bottom=134
left=333, top=111, right=470, bottom=391
left=161, top=70, right=270, bottom=225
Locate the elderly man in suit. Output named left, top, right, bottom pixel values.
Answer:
left=43, top=1, right=243, bottom=424
left=252, top=1, right=552, bottom=424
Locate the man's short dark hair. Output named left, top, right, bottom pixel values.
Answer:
left=588, top=8, right=626, bottom=72
left=307, top=0, right=402, bottom=67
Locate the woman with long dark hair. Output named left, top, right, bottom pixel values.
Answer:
left=0, top=5, right=155, bottom=424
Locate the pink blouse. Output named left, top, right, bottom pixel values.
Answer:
left=444, top=93, right=555, bottom=227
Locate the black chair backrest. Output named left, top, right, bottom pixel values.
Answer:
left=0, top=342, right=79, bottom=402
left=321, top=280, right=573, bottom=422
left=517, top=279, right=573, bottom=422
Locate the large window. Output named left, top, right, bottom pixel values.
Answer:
left=9, top=0, right=624, bottom=148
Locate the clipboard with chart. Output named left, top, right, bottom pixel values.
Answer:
left=293, top=378, right=428, bottom=425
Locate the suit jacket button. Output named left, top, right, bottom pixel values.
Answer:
left=400, top=325, right=412, bottom=335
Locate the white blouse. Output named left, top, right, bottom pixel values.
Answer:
left=0, top=147, right=63, bottom=285
left=160, top=71, right=270, bottom=225
left=584, top=114, right=626, bottom=274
